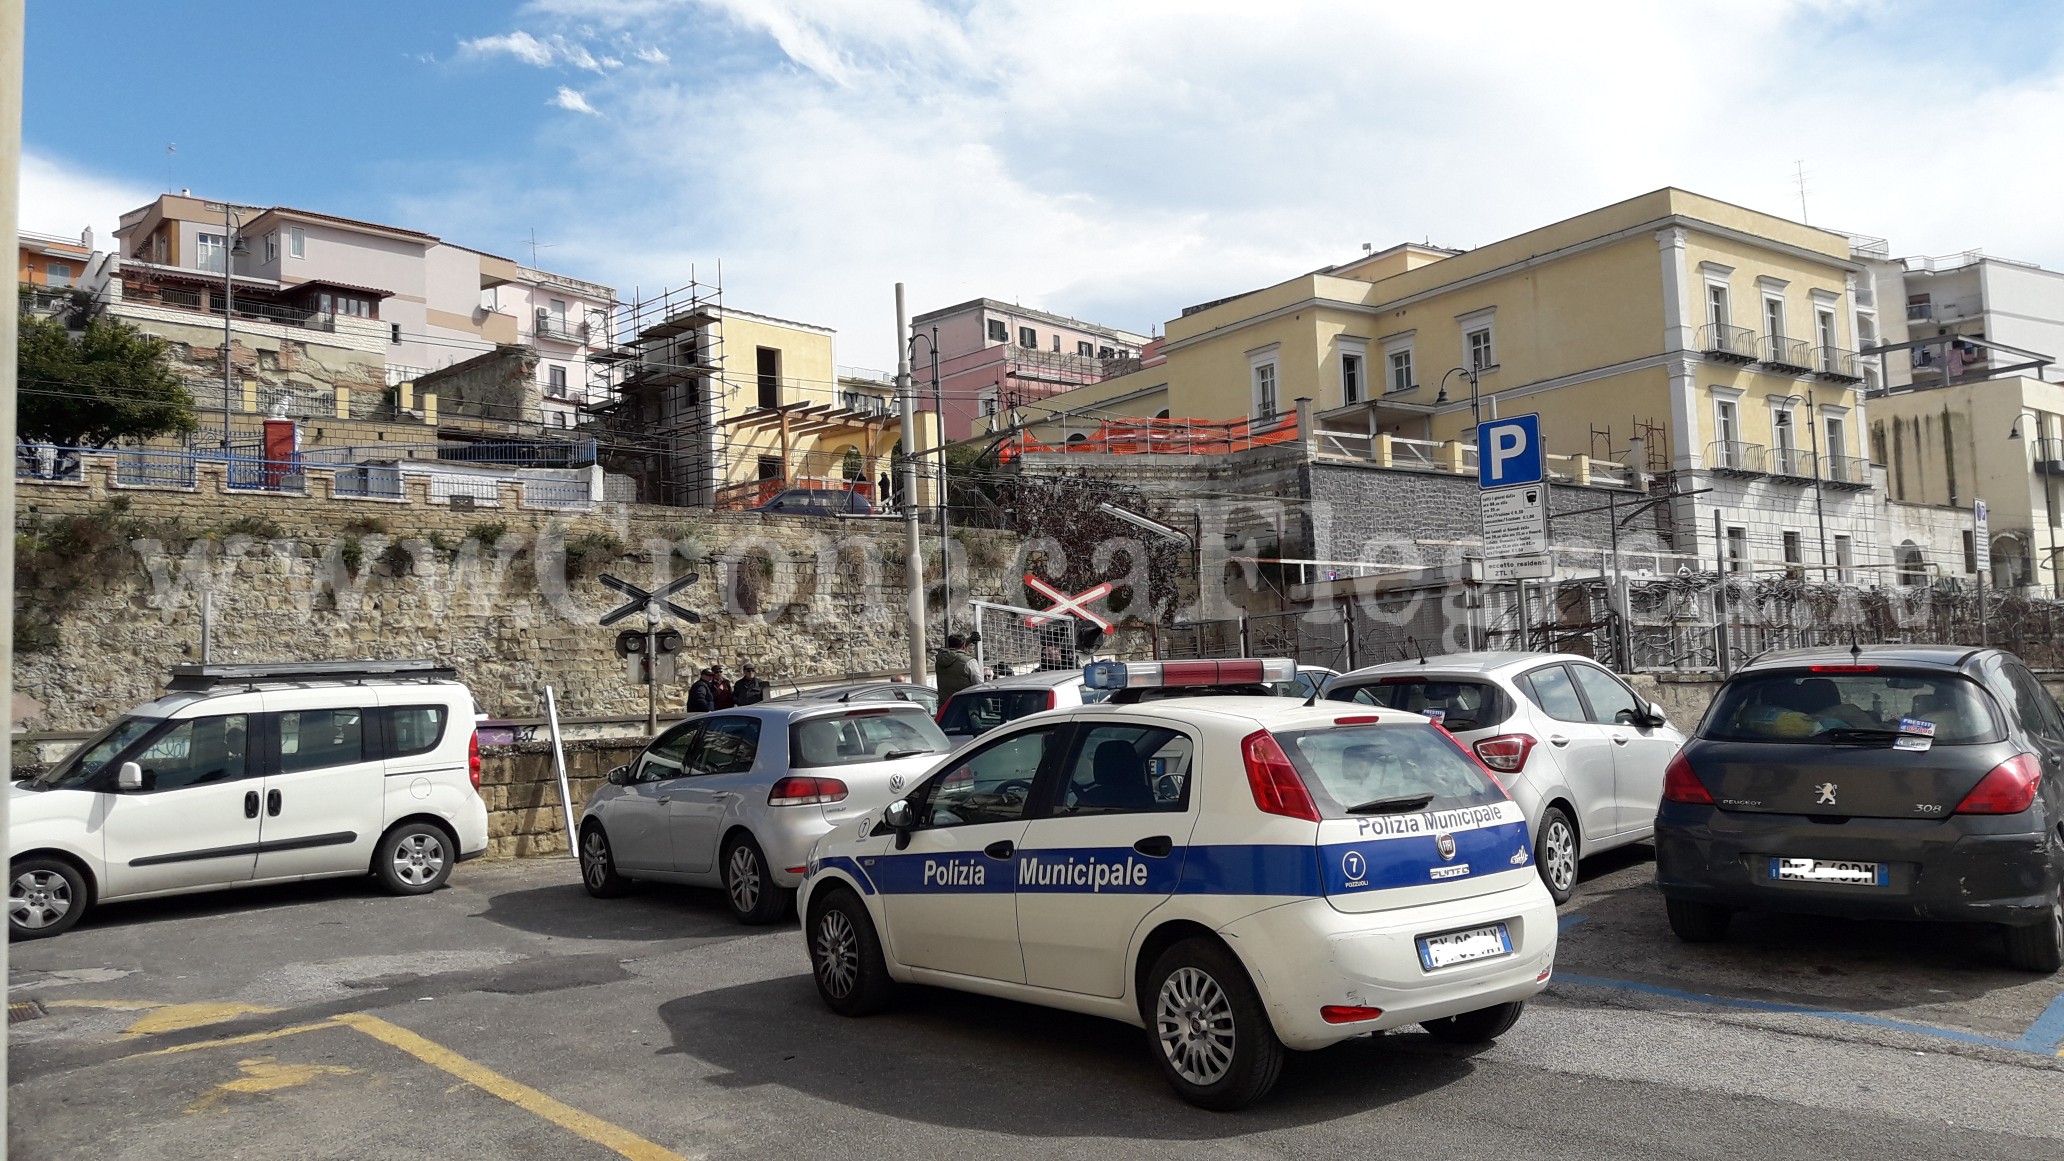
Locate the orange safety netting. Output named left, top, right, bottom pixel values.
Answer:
left=997, top=414, right=1300, bottom=462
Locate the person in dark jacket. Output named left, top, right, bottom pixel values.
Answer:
left=687, top=668, right=718, bottom=713
left=732, top=663, right=767, bottom=705
left=934, top=634, right=982, bottom=700
left=710, top=663, right=735, bottom=709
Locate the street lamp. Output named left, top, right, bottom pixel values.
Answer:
left=2007, top=410, right=2060, bottom=597
left=908, top=327, right=951, bottom=633
left=219, top=204, right=249, bottom=450
left=1779, top=391, right=1830, bottom=576
left=1434, top=365, right=1484, bottom=427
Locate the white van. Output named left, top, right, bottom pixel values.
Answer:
left=9, top=660, right=490, bottom=940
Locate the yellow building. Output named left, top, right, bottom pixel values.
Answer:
left=1033, top=188, right=1879, bottom=575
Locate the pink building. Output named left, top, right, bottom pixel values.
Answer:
left=910, top=297, right=1152, bottom=440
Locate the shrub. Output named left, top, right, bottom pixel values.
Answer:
left=340, top=515, right=390, bottom=537
left=562, top=530, right=625, bottom=573
left=466, top=520, right=511, bottom=546
left=218, top=513, right=282, bottom=540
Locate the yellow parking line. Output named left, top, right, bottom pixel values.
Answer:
left=130, top=1021, right=344, bottom=1057
left=333, top=1013, right=688, bottom=1161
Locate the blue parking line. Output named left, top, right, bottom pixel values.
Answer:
left=1553, top=972, right=2062, bottom=1056
left=1557, top=912, right=1588, bottom=931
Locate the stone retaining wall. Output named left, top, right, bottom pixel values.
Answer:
left=479, top=738, right=645, bottom=859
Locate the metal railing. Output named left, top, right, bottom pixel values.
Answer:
left=2034, top=438, right=2064, bottom=475
left=1814, top=346, right=1861, bottom=380
left=1706, top=440, right=1765, bottom=473
left=1761, top=335, right=1812, bottom=370
left=1907, top=302, right=1934, bottom=322
left=533, top=316, right=588, bottom=344
left=1767, top=445, right=1815, bottom=479
left=1823, top=453, right=1871, bottom=487
left=336, top=465, right=404, bottom=499
left=522, top=478, right=595, bottom=510
left=1697, top=323, right=1758, bottom=360
left=1388, top=436, right=1441, bottom=470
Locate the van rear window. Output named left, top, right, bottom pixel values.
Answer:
left=1326, top=678, right=1504, bottom=732
left=1275, top=724, right=1506, bottom=816
left=1703, top=671, right=2001, bottom=745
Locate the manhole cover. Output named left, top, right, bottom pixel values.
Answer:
left=8, top=1000, right=46, bottom=1025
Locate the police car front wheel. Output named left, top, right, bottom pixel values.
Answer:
left=807, top=888, right=895, bottom=1016
left=1145, top=938, right=1285, bottom=1110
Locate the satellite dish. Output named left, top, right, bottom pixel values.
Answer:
left=1676, top=565, right=1692, bottom=578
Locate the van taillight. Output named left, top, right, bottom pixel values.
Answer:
left=1472, top=734, right=1536, bottom=774
left=468, top=730, right=482, bottom=789
left=769, top=776, right=849, bottom=806
left=1661, top=752, right=1713, bottom=805
left=1242, top=730, right=1319, bottom=822
left=1955, top=753, right=2041, bottom=815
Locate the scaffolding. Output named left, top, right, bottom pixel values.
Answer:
left=585, top=272, right=726, bottom=507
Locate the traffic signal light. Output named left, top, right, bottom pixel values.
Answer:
left=654, top=628, right=683, bottom=654
left=615, top=629, right=646, bottom=657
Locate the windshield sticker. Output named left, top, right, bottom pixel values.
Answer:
left=1423, top=708, right=1447, bottom=726
left=1898, top=717, right=1936, bottom=737
left=1893, top=735, right=1932, bottom=752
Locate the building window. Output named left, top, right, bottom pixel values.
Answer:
left=549, top=298, right=566, bottom=318
left=45, top=262, right=72, bottom=288
left=758, top=455, right=783, bottom=481
left=1817, top=308, right=1837, bottom=352
left=263, top=232, right=278, bottom=264
left=987, top=318, right=1009, bottom=343
left=1342, top=353, right=1363, bottom=404
left=1824, top=415, right=1847, bottom=480
left=546, top=365, right=568, bottom=398
left=288, top=227, right=305, bottom=259
left=1253, top=362, right=1278, bottom=418
left=1782, top=531, right=1803, bottom=579
left=551, top=411, right=568, bottom=428
left=1466, top=327, right=1493, bottom=371
left=1714, top=398, right=1739, bottom=447
left=195, top=232, right=226, bottom=273
left=1097, top=345, right=1114, bottom=359
left=1077, top=340, right=1094, bottom=357
left=1051, top=334, right=1061, bottom=353
left=1835, top=535, right=1854, bottom=584
left=1019, top=326, right=1036, bottom=349
left=1772, top=407, right=1798, bottom=474
left=1727, top=527, right=1749, bottom=574
left=1707, top=283, right=1730, bottom=329
left=1963, top=531, right=1978, bottom=575
left=756, top=346, right=781, bottom=409
left=390, top=322, right=402, bottom=344
left=978, top=388, right=1000, bottom=419
left=1763, top=296, right=1786, bottom=341
left=1387, top=347, right=1414, bottom=393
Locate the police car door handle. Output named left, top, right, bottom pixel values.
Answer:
left=983, top=840, right=1015, bottom=859
left=1133, top=835, right=1173, bottom=858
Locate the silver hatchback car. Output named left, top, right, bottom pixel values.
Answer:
left=578, top=701, right=953, bottom=923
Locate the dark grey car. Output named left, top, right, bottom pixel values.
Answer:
left=1656, top=645, right=2064, bottom=971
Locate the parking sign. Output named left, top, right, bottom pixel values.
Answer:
left=1478, top=415, right=1544, bottom=489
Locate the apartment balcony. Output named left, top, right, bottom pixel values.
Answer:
left=1768, top=445, right=1815, bottom=482
left=1760, top=335, right=1812, bottom=373
left=533, top=315, right=589, bottom=344
left=1698, top=323, right=1758, bottom=364
left=1813, top=346, right=1864, bottom=384
left=1707, top=440, right=1765, bottom=476
left=2034, top=438, right=2064, bottom=477
left=1907, top=302, right=1934, bottom=322
left=1822, top=453, right=1872, bottom=490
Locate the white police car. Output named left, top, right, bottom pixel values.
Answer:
left=799, top=659, right=1557, bottom=1109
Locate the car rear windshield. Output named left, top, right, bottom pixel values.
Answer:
left=1325, top=678, right=1505, bottom=732
left=790, top=709, right=951, bottom=767
left=939, top=689, right=1054, bottom=735
left=1703, top=670, right=2003, bottom=745
left=1274, top=723, right=1507, bottom=816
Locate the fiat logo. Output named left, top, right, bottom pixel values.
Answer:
left=1341, top=850, right=1367, bottom=882
left=1436, top=832, right=1458, bottom=861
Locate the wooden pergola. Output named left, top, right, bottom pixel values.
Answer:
left=722, top=401, right=903, bottom=491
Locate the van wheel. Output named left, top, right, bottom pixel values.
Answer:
left=1421, top=1001, right=1524, bottom=1043
left=9, top=858, right=87, bottom=940
left=807, top=887, right=895, bottom=1015
left=1144, top=938, right=1286, bottom=1110
left=2002, top=884, right=2064, bottom=973
left=1665, top=896, right=1732, bottom=943
left=579, top=824, right=633, bottom=898
left=376, top=822, right=453, bottom=895
left=722, top=833, right=793, bottom=925
left=1534, top=806, right=1578, bottom=904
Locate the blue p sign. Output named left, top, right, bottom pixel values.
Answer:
left=1477, top=415, right=1544, bottom=488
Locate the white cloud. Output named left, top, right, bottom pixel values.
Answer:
left=551, top=86, right=601, bottom=116
left=432, top=0, right=2064, bottom=370
left=632, top=45, right=669, bottom=64
left=458, top=28, right=621, bottom=72
left=18, top=151, right=151, bottom=251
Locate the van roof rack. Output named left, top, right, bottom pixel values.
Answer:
left=167, top=659, right=458, bottom=691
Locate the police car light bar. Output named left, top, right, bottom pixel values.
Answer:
left=1082, top=658, right=1297, bottom=691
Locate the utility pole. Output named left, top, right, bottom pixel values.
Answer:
left=221, top=203, right=238, bottom=449
left=896, top=284, right=927, bottom=683
left=1, top=0, right=25, bottom=1136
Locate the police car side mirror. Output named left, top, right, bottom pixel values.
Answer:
left=605, top=764, right=632, bottom=786
left=116, top=761, right=145, bottom=791
left=883, top=800, right=915, bottom=830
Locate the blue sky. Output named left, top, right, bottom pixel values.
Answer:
left=25, top=1, right=2064, bottom=368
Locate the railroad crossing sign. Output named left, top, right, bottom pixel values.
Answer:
left=1022, top=574, right=1115, bottom=632
left=598, top=573, right=701, bottom=627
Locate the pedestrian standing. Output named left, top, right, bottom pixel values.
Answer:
left=687, top=668, right=717, bottom=713
left=934, top=633, right=982, bottom=700
left=711, top=663, right=735, bottom=710
left=733, top=663, right=767, bottom=706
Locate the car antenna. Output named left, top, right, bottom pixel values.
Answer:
left=1410, top=636, right=1427, bottom=665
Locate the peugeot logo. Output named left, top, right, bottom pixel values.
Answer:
left=889, top=773, right=905, bottom=792
left=1436, top=832, right=1458, bottom=861
left=1341, top=850, right=1367, bottom=882
left=1814, top=782, right=1837, bottom=806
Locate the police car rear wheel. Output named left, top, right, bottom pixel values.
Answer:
left=1146, top=938, right=1284, bottom=1110
left=1535, top=807, right=1577, bottom=904
left=808, top=888, right=894, bottom=1016
left=723, top=834, right=793, bottom=925
left=1420, top=1000, right=1524, bottom=1044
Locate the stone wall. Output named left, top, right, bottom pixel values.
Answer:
left=109, top=300, right=390, bottom=423
left=479, top=737, right=643, bottom=859
left=14, top=454, right=1021, bottom=731
left=417, top=344, right=540, bottom=427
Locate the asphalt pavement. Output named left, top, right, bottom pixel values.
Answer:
left=9, top=847, right=2062, bottom=1160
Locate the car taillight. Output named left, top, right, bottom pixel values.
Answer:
left=468, top=730, right=482, bottom=789
left=769, top=776, right=849, bottom=806
left=1334, top=715, right=1382, bottom=725
left=1954, top=753, right=2041, bottom=815
left=1473, top=734, right=1536, bottom=774
left=1242, top=730, right=1319, bottom=822
left=1046, top=688, right=1059, bottom=710
left=1661, top=751, right=1713, bottom=805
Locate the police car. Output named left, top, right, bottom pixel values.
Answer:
left=799, top=658, right=1557, bottom=1109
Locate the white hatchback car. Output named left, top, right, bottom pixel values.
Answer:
left=799, top=658, right=1557, bottom=1109
left=1325, top=653, right=1686, bottom=903
left=10, top=660, right=489, bottom=940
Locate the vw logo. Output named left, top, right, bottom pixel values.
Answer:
left=1436, top=832, right=1458, bottom=861
left=1341, top=850, right=1367, bottom=882
left=889, top=773, right=905, bottom=792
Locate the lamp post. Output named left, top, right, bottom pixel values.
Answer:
left=1435, top=364, right=1484, bottom=428
left=909, top=326, right=950, bottom=633
left=1780, top=391, right=1830, bottom=576
left=2008, top=410, right=2060, bottom=598
left=219, top=205, right=247, bottom=449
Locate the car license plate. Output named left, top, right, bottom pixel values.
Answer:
left=1769, top=857, right=1887, bottom=886
left=1416, top=923, right=1512, bottom=971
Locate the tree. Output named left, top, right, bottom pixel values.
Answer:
left=18, top=314, right=198, bottom=448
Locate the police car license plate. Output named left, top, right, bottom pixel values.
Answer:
left=1416, top=923, right=1512, bottom=971
left=1770, top=857, right=1886, bottom=886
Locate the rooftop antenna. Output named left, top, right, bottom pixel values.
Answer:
left=165, top=142, right=176, bottom=192
left=522, top=228, right=557, bottom=267
left=1792, top=160, right=1811, bottom=224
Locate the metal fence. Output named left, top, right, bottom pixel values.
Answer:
left=971, top=600, right=1089, bottom=678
